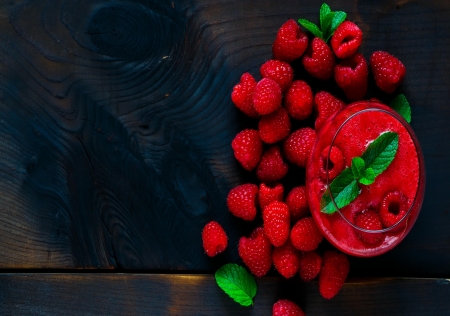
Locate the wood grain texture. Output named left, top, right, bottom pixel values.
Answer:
left=0, top=0, right=450, bottom=275
left=0, top=273, right=449, bottom=315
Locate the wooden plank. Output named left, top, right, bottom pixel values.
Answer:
left=0, top=0, right=449, bottom=273
left=0, top=274, right=449, bottom=315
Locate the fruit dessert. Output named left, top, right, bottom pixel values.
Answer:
left=307, top=102, right=425, bottom=257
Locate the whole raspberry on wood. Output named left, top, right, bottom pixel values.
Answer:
left=290, top=217, right=323, bottom=251
left=231, top=129, right=263, bottom=171
left=334, top=53, right=368, bottom=101
left=272, top=19, right=309, bottom=63
left=202, top=221, right=228, bottom=257
left=260, top=60, right=294, bottom=92
left=258, top=183, right=284, bottom=210
left=299, top=251, right=322, bottom=282
left=256, top=146, right=289, bottom=183
left=302, top=37, right=336, bottom=80
left=273, top=299, right=305, bottom=316
left=263, top=201, right=290, bottom=247
left=286, top=186, right=309, bottom=221
left=370, top=51, right=406, bottom=93
left=258, top=107, right=291, bottom=144
left=272, top=240, right=300, bottom=279
left=238, top=227, right=273, bottom=277
left=331, top=21, right=363, bottom=59
left=227, top=184, right=258, bottom=221
left=319, top=251, right=350, bottom=299
left=314, top=91, right=345, bottom=130
left=253, top=78, right=282, bottom=115
left=284, top=80, right=313, bottom=120
left=283, top=127, right=316, bottom=168
left=231, top=72, right=259, bottom=118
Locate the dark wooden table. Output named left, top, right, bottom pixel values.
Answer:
left=1, top=0, right=450, bottom=314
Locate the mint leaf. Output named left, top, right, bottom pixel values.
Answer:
left=390, top=94, right=411, bottom=123
left=215, top=263, right=257, bottom=307
left=322, top=12, right=336, bottom=41
left=327, top=11, right=346, bottom=41
left=320, top=3, right=332, bottom=31
left=359, top=167, right=375, bottom=185
left=361, top=132, right=399, bottom=178
left=351, top=157, right=365, bottom=179
left=298, top=19, right=323, bottom=39
left=321, top=168, right=360, bottom=214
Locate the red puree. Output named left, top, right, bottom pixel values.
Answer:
left=307, top=102, right=425, bottom=257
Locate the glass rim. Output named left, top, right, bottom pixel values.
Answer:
left=325, top=107, right=422, bottom=234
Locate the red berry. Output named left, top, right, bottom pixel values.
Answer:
left=238, top=227, right=272, bottom=277
left=258, top=183, right=284, bottom=210
left=284, top=80, right=313, bottom=120
left=379, top=191, right=409, bottom=228
left=314, top=91, right=345, bottom=130
left=334, top=53, right=368, bottom=101
left=319, top=250, right=350, bottom=299
left=259, top=107, right=291, bottom=144
left=302, top=37, right=336, bottom=80
left=227, top=184, right=258, bottom=221
left=231, top=129, right=263, bottom=171
left=273, top=299, right=305, bottom=316
left=331, top=21, right=363, bottom=59
left=299, top=251, right=322, bottom=282
left=260, top=60, right=294, bottom=92
left=272, top=19, right=309, bottom=63
left=272, top=240, right=300, bottom=279
left=202, top=221, right=228, bottom=257
left=290, top=217, right=323, bottom=251
left=283, top=127, right=316, bottom=168
left=354, top=209, right=385, bottom=245
left=256, top=146, right=289, bottom=183
left=319, top=146, right=345, bottom=182
left=231, top=72, right=259, bottom=118
left=253, top=78, right=282, bottom=115
left=286, top=186, right=309, bottom=221
left=370, top=51, right=406, bottom=93
left=263, top=201, right=290, bottom=247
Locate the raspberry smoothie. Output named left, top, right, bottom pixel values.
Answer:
left=306, top=101, right=425, bottom=257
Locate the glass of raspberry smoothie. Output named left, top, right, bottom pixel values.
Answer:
left=306, top=101, right=425, bottom=257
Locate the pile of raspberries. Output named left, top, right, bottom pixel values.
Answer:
left=202, top=17, right=406, bottom=312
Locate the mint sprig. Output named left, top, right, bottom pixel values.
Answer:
left=298, top=3, right=347, bottom=42
left=215, top=263, right=257, bottom=307
left=390, top=94, right=411, bottom=123
left=320, top=132, right=399, bottom=214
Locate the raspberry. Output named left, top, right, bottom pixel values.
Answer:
left=379, top=191, right=409, bottom=228
left=319, top=146, right=345, bottom=182
left=201, top=221, right=228, bottom=257
left=256, top=146, right=289, bottom=183
left=273, top=299, right=305, bottom=316
left=370, top=51, right=406, bottom=93
left=290, top=217, right=323, bottom=251
left=258, top=183, right=284, bottom=210
left=231, top=72, right=259, bottom=118
left=238, top=227, right=272, bottom=277
left=299, top=251, right=322, bottom=282
left=319, top=250, right=350, bottom=299
left=354, top=209, right=385, bottom=245
left=334, top=53, right=368, bottom=101
left=253, top=78, right=282, bottom=115
left=263, top=201, right=290, bottom=247
left=314, top=91, right=345, bottom=130
left=284, top=80, right=313, bottom=120
left=283, top=127, right=316, bottom=168
left=302, top=37, right=336, bottom=80
left=331, top=21, right=363, bottom=59
left=258, top=107, right=291, bottom=144
left=272, top=240, right=300, bottom=279
left=260, top=60, right=294, bottom=92
left=272, top=19, right=309, bottom=63
left=227, top=184, right=258, bottom=221
left=231, top=129, right=263, bottom=171
left=285, top=186, right=309, bottom=221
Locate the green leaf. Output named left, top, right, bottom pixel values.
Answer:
left=321, top=168, right=360, bottom=214
left=215, top=263, right=257, bottom=307
left=361, top=132, right=399, bottom=178
left=359, top=167, right=375, bottom=185
left=322, top=12, right=335, bottom=41
left=298, top=19, right=323, bottom=39
left=320, top=3, right=332, bottom=30
left=390, top=94, right=411, bottom=123
left=351, top=157, right=365, bottom=179
left=326, top=11, right=347, bottom=41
